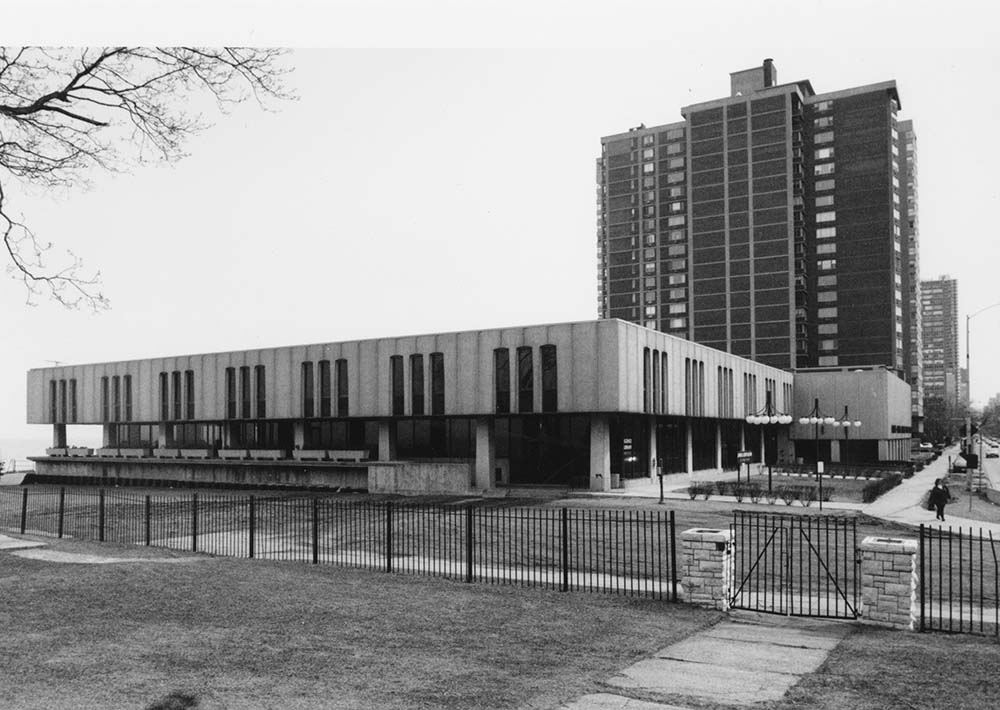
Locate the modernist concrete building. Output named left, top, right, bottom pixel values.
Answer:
left=26, top=319, right=914, bottom=493
left=28, top=319, right=797, bottom=493
left=596, top=59, right=922, bottom=430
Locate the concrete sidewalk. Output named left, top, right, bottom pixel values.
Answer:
left=862, top=446, right=1000, bottom=536
left=558, top=613, right=852, bottom=709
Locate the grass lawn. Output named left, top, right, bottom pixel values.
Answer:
left=778, top=627, right=1000, bottom=710
left=0, top=535, right=720, bottom=710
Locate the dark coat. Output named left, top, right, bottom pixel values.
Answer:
left=929, top=485, right=950, bottom=508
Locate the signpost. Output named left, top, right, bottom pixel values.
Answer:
left=737, top=450, right=752, bottom=486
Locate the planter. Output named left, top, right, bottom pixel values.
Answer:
left=46, top=447, right=68, bottom=457
left=153, top=448, right=181, bottom=458
left=293, top=450, right=328, bottom=461
left=179, top=449, right=212, bottom=459
left=219, top=449, right=248, bottom=460
left=249, top=449, right=284, bottom=461
left=119, top=448, right=150, bottom=458
left=96, top=448, right=120, bottom=457
left=67, top=447, right=94, bottom=457
left=328, top=449, right=369, bottom=462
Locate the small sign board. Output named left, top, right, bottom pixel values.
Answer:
left=817, top=461, right=825, bottom=474
left=737, top=451, right=752, bottom=462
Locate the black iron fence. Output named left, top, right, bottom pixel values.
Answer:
left=919, top=524, right=999, bottom=637
left=0, top=487, right=677, bottom=601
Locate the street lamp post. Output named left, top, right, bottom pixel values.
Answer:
left=832, top=406, right=862, bottom=468
left=799, top=398, right=835, bottom=511
left=965, top=302, right=1000, bottom=508
left=745, top=392, right=793, bottom=493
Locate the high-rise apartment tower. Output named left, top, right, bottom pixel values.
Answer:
left=596, top=60, right=921, bottom=401
left=920, top=276, right=959, bottom=408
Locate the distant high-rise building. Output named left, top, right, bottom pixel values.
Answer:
left=596, top=60, right=921, bottom=417
left=899, top=121, right=922, bottom=431
left=920, top=276, right=959, bottom=408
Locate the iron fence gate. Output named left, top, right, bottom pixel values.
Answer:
left=731, top=510, right=860, bottom=619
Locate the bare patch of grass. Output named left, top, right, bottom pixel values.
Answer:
left=0, top=536, right=720, bottom=710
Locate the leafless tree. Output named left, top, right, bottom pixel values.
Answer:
left=0, top=47, right=294, bottom=310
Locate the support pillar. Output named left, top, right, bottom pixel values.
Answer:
left=474, top=417, right=495, bottom=490
left=681, top=528, right=734, bottom=610
left=648, top=416, right=658, bottom=482
left=758, top=427, right=765, bottom=464
left=715, top=422, right=723, bottom=472
left=52, top=424, right=67, bottom=448
left=831, top=439, right=842, bottom=463
left=157, top=423, right=169, bottom=449
left=293, top=422, right=306, bottom=450
left=684, top=421, right=693, bottom=475
left=589, top=414, right=611, bottom=491
left=860, top=536, right=918, bottom=630
left=377, top=421, right=397, bottom=462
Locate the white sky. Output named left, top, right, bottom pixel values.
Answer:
left=2, top=1, right=999, bottom=446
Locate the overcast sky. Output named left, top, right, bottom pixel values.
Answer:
left=2, top=1, right=998, bottom=451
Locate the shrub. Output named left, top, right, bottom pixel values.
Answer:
left=765, top=488, right=778, bottom=505
left=861, top=473, right=903, bottom=503
left=780, top=486, right=798, bottom=505
left=748, top=483, right=762, bottom=504
left=733, top=485, right=745, bottom=503
left=820, top=486, right=834, bottom=503
left=799, top=486, right=817, bottom=507
left=700, top=483, right=712, bottom=500
left=687, top=484, right=699, bottom=500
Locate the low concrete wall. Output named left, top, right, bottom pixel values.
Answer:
left=31, top=458, right=367, bottom=490
left=368, top=461, right=474, bottom=496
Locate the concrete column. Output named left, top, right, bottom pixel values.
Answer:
left=648, top=416, right=658, bottom=482
left=739, top=425, right=746, bottom=455
left=685, top=421, right=693, bottom=475
left=589, top=414, right=611, bottom=491
left=377, top=421, right=397, bottom=462
left=758, top=427, right=765, bottom=463
left=831, top=440, right=842, bottom=463
left=681, top=527, right=734, bottom=610
left=293, top=422, right=306, bottom=450
left=715, top=422, right=723, bottom=471
left=860, top=536, right=918, bottom=630
left=52, top=424, right=67, bottom=448
left=157, top=423, right=169, bottom=449
left=474, top=417, right=495, bottom=490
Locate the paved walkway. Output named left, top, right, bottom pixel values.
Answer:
left=558, top=613, right=852, bottom=709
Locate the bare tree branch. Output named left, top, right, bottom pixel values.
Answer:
left=0, top=46, right=295, bottom=311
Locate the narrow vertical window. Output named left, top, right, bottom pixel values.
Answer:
left=390, top=355, right=405, bottom=415
left=172, top=370, right=182, bottom=420
left=684, top=358, right=692, bottom=415
left=541, top=344, right=557, bottom=413
left=698, top=361, right=705, bottom=417
left=59, top=379, right=68, bottom=423
left=652, top=351, right=660, bottom=414
left=112, top=376, right=121, bottom=422
left=185, top=370, right=196, bottom=420
left=253, top=366, right=264, bottom=418
left=493, top=348, right=510, bottom=414
left=158, top=373, right=167, bottom=421
left=122, top=376, right=131, bottom=422
left=319, top=360, right=331, bottom=417
left=410, top=354, right=424, bottom=416
left=225, top=367, right=236, bottom=419
left=430, top=352, right=445, bottom=415
left=239, top=366, right=250, bottom=419
left=517, top=346, right=533, bottom=413
left=49, top=380, right=57, bottom=422
left=660, top=353, right=668, bottom=413
left=642, top=347, right=651, bottom=414
left=301, top=361, right=314, bottom=417
left=70, top=379, right=78, bottom=423
left=335, top=359, right=349, bottom=417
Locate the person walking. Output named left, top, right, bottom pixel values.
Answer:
left=929, top=478, right=951, bottom=522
